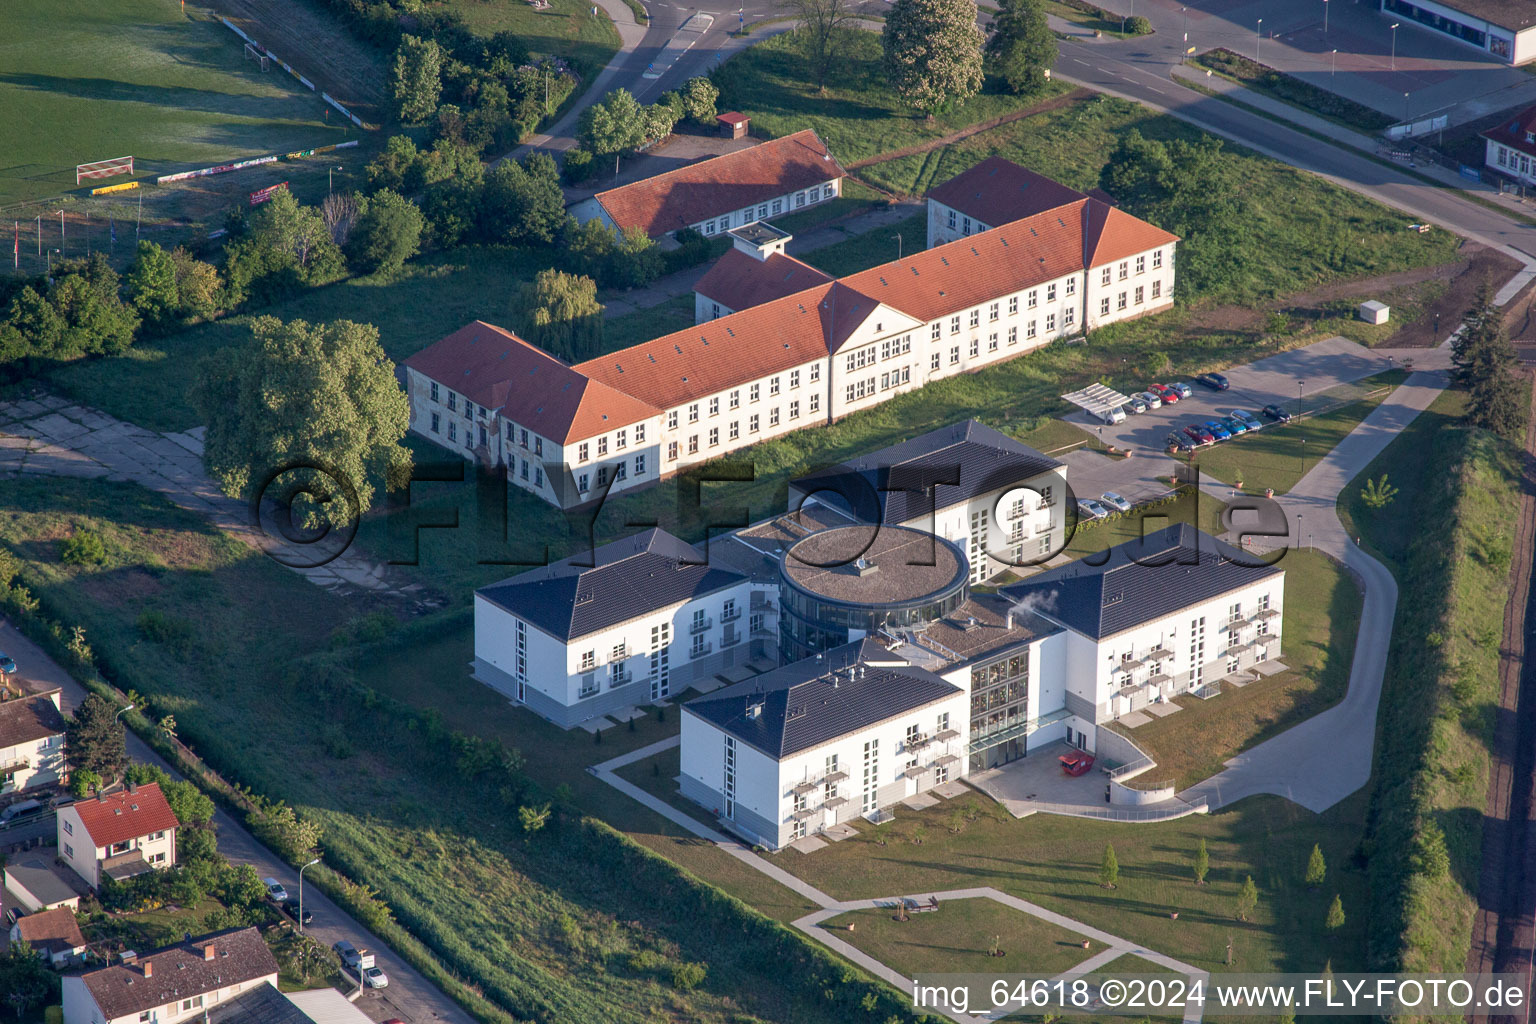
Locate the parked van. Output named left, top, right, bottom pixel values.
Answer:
left=1095, top=405, right=1127, bottom=426
left=0, top=799, right=44, bottom=825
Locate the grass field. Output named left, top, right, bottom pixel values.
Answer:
left=0, top=0, right=347, bottom=207
left=825, top=899, right=1107, bottom=976
left=441, top=0, right=620, bottom=69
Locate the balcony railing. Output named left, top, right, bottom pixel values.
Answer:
left=689, top=641, right=713, bottom=658
left=611, top=668, right=634, bottom=687
left=689, top=616, right=713, bottom=635
left=721, top=607, right=742, bottom=623
left=935, top=727, right=961, bottom=743
left=902, top=764, right=930, bottom=780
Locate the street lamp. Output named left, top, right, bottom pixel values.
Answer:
left=113, top=703, right=135, bottom=725
left=1331, top=48, right=1338, bottom=78
left=1181, top=5, right=1188, bottom=44
left=1322, top=0, right=1328, bottom=34
left=1256, top=18, right=1263, bottom=61
left=894, top=232, right=903, bottom=259
left=1296, top=512, right=1303, bottom=550
left=1390, top=22, right=1400, bottom=71
left=1296, top=378, right=1304, bottom=419
left=298, top=857, right=320, bottom=933
left=1403, top=91, right=1410, bottom=123
left=328, top=165, right=343, bottom=197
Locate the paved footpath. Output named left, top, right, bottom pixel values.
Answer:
left=592, top=739, right=1207, bottom=1024
left=0, top=617, right=474, bottom=1024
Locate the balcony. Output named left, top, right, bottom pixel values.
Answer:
left=935, top=727, right=961, bottom=743
left=689, top=641, right=713, bottom=659
left=904, top=733, right=932, bottom=751
left=824, top=795, right=850, bottom=810
left=750, top=593, right=772, bottom=610
left=0, top=759, right=30, bottom=778
left=689, top=616, right=713, bottom=635
left=902, top=763, right=931, bottom=780
left=610, top=668, right=634, bottom=687
left=824, top=769, right=850, bottom=785
left=933, top=754, right=960, bottom=769
left=721, top=606, right=742, bottom=623
left=791, top=779, right=820, bottom=796
left=790, top=806, right=820, bottom=822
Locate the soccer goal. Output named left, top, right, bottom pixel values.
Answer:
left=244, top=41, right=270, bottom=71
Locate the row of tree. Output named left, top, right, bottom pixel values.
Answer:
left=1452, top=284, right=1528, bottom=438
left=567, top=78, right=720, bottom=182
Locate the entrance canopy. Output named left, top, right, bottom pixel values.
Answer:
left=1061, top=383, right=1134, bottom=419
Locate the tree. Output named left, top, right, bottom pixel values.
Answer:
left=640, top=101, right=680, bottom=145
left=985, top=0, right=1056, bottom=94
left=679, top=76, right=719, bottom=121
left=249, top=189, right=345, bottom=282
left=787, top=0, right=860, bottom=92
left=66, top=693, right=128, bottom=781
left=421, top=148, right=486, bottom=246
left=125, top=241, right=180, bottom=330
left=60, top=529, right=107, bottom=566
left=1304, top=844, right=1326, bottom=889
left=49, top=256, right=140, bottom=356
left=321, top=192, right=361, bottom=249
left=1415, top=819, right=1450, bottom=879
left=0, top=940, right=56, bottom=1021
left=482, top=155, right=565, bottom=245
left=518, top=269, right=604, bottom=361
left=1193, top=837, right=1209, bottom=885
left=1358, top=474, right=1398, bottom=510
left=1099, top=843, right=1119, bottom=888
left=882, top=0, right=985, bottom=116
left=192, top=316, right=411, bottom=529
left=1453, top=287, right=1529, bottom=438
left=1325, top=894, right=1345, bottom=931
left=367, top=135, right=423, bottom=192
left=69, top=768, right=102, bottom=799
left=170, top=247, right=221, bottom=322
left=390, top=34, right=444, bottom=124
left=518, top=803, right=552, bottom=833
left=346, top=189, right=423, bottom=274
left=250, top=798, right=324, bottom=864
left=577, top=89, right=646, bottom=176
left=1236, top=875, right=1258, bottom=921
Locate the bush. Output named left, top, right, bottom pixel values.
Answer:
left=670, top=961, right=707, bottom=991
left=59, top=530, right=107, bottom=566
left=563, top=148, right=595, bottom=184
left=1126, top=14, right=1152, bottom=34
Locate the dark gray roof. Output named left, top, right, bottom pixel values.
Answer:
left=684, top=639, right=962, bottom=758
left=476, top=528, right=748, bottom=641
left=790, top=420, right=1062, bottom=525
left=1000, top=524, right=1283, bottom=641
left=206, top=981, right=310, bottom=1024
left=0, top=690, right=65, bottom=749
left=76, top=928, right=278, bottom=1020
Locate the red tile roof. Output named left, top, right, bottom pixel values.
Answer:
left=694, top=248, right=833, bottom=310
left=403, top=321, right=660, bottom=444
left=592, top=130, right=845, bottom=236
left=1482, top=102, right=1536, bottom=161
left=1082, top=200, right=1180, bottom=268
left=14, top=906, right=86, bottom=955
left=925, top=156, right=1089, bottom=226
left=717, top=112, right=750, bottom=126
left=71, top=783, right=179, bottom=849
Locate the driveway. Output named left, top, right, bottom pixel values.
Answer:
left=0, top=619, right=474, bottom=1024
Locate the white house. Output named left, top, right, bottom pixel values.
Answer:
left=569, top=130, right=846, bottom=240
left=474, top=528, right=754, bottom=728
left=1483, top=101, right=1536, bottom=185
left=0, top=688, right=67, bottom=797
left=681, top=638, right=970, bottom=849
left=56, top=782, right=179, bottom=891
left=1001, top=523, right=1285, bottom=734
left=62, top=928, right=279, bottom=1024
left=787, top=419, right=1067, bottom=584
left=11, top=906, right=88, bottom=969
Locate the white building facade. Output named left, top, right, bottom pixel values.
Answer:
left=0, top=690, right=66, bottom=797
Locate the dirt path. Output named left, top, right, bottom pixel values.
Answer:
left=194, top=0, right=386, bottom=124
left=842, top=88, right=1093, bottom=172
left=1467, top=378, right=1536, bottom=1024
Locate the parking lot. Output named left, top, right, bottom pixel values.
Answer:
left=1063, top=337, right=1399, bottom=455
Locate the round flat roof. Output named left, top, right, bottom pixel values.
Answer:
left=781, top=525, right=968, bottom=608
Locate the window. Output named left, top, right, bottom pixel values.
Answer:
left=63, top=842, right=72, bottom=859
left=809, top=364, right=820, bottom=382
left=789, top=400, right=800, bottom=419
left=1100, top=297, right=1111, bottom=316
left=750, top=383, right=760, bottom=403
left=962, top=215, right=972, bottom=234
left=770, top=376, right=781, bottom=395
left=1008, top=326, right=1017, bottom=346
left=1027, top=320, right=1037, bottom=339
left=1134, top=286, right=1144, bottom=305
left=710, top=302, right=720, bottom=319
left=1046, top=283, right=1057, bottom=302
left=579, top=472, right=590, bottom=491
left=1118, top=292, right=1128, bottom=311
left=616, top=428, right=627, bottom=449
left=988, top=332, right=999, bottom=352
left=931, top=352, right=941, bottom=370
left=1028, top=289, right=1038, bottom=309
left=931, top=322, right=941, bottom=341
left=1230, top=601, right=1242, bottom=624
left=1258, top=593, right=1271, bottom=612
left=772, top=198, right=782, bottom=214
left=789, top=370, right=800, bottom=389
left=429, top=412, right=440, bottom=434
left=709, top=427, right=719, bottom=447
left=796, top=191, right=806, bottom=208
left=729, top=389, right=740, bottom=409
left=535, top=437, right=544, bottom=456
left=705, top=220, right=715, bottom=234
left=1153, top=249, right=1163, bottom=269
left=688, top=435, right=699, bottom=455
left=666, top=442, right=678, bottom=461
left=749, top=414, right=760, bottom=432
left=905, top=723, right=920, bottom=748
left=534, top=466, right=543, bottom=487
left=969, top=309, right=980, bottom=328
left=429, top=382, right=439, bottom=402
left=1063, top=307, right=1075, bottom=326
left=1065, top=277, right=1076, bottom=296
left=688, top=403, right=699, bottom=424
left=708, top=397, right=719, bottom=416
left=769, top=407, right=780, bottom=426
left=758, top=204, right=768, bottom=218
left=667, top=410, right=678, bottom=430
left=969, top=338, right=979, bottom=358
left=947, top=209, right=957, bottom=228
left=520, top=461, right=529, bottom=481
left=1152, top=280, right=1162, bottom=299
left=447, top=392, right=457, bottom=412
left=729, top=420, right=740, bottom=440
left=1119, top=261, right=1129, bottom=280
left=1008, top=296, right=1018, bottom=315
left=613, top=461, right=626, bottom=481
left=576, top=442, right=588, bottom=463
left=1045, top=313, right=1056, bottom=332
left=809, top=393, right=820, bottom=413
left=448, top=421, right=457, bottom=442
left=989, top=302, right=999, bottom=321
left=478, top=425, right=487, bottom=447
left=597, top=436, right=608, bottom=457
left=950, top=345, right=960, bottom=365
left=139, top=1014, right=150, bottom=1023
left=467, top=401, right=477, bottom=418
left=182, top=998, right=204, bottom=1013
left=596, top=466, right=608, bottom=486
left=1101, top=266, right=1111, bottom=286
left=950, top=315, right=961, bottom=334
left=505, top=422, right=514, bottom=441
left=635, top=424, right=645, bottom=443
left=1136, top=255, right=1146, bottom=274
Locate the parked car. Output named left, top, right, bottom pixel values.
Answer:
left=1094, top=404, right=1126, bottom=425
left=1100, top=492, right=1132, bottom=513
left=1168, top=381, right=1193, bottom=399
left=333, top=941, right=365, bottom=970
left=1221, top=415, right=1249, bottom=436
left=1166, top=432, right=1196, bottom=453
left=1229, top=408, right=1263, bottom=431
left=4, top=906, right=24, bottom=926
left=0, top=652, right=15, bottom=675
left=1149, top=383, right=1179, bottom=404
left=0, top=799, right=45, bottom=825
left=1183, top=424, right=1216, bottom=446
left=1076, top=498, right=1110, bottom=521
left=1134, top=390, right=1163, bottom=410
left=263, top=878, right=289, bottom=903
left=1203, top=419, right=1233, bottom=441
left=1126, top=395, right=1149, bottom=415
left=362, top=966, right=389, bottom=989
left=1262, top=403, right=1292, bottom=422
left=281, top=899, right=313, bottom=926
left=1195, top=372, right=1230, bottom=391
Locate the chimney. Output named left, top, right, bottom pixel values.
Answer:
left=126, top=781, right=137, bottom=794
left=204, top=944, right=216, bottom=962
left=143, top=961, right=153, bottom=979
left=1005, top=609, right=1014, bottom=630
left=97, top=789, right=109, bottom=803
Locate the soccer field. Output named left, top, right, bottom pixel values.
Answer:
left=0, top=0, right=351, bottom=207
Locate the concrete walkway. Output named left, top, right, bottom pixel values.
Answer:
left=0, top=394, right=428, bottom=603
left=591, top=739, right=1208, bottom=1024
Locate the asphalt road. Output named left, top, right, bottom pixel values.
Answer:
left=0, top=618, right=473, bottom=1024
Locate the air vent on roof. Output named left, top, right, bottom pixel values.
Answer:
left=616, top=364, right=624, bottom=372
left=463, top=369, right=472, bottom=375
left=674, top=344, right=682, bottom=353
left=576, top=591, right=594, bottom=604
left=681, top=376, right=688, bottom=382
left=1001, top=238, right=1009, bottom=247
left=1058, top=217, right=1066, bottom=227
left=1030, top=227, right=1038, bottom=236
left=746, top=702, right=763, bottom=720
left=648, top=354, right=656, bottom=363
left=971, top=247, right=979, bottom=256
left=726, top=327, right=735, bottom=337
left=940, top=257, right=949, bottom=266
left=879, top=277, right=887, bottom=286
left=1103, top=592, right=1123, bottom=606
left=500, top=351, right=508, bottom=359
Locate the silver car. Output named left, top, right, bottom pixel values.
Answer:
left=1134, top=390, right=1162, bottom=410
left=1100, top=492, right=1132, bottom=513
left=1077, top=498, right=1110, bottom=520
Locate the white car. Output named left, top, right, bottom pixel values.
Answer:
left=1134, top=391, right=1162, bottom=410
left=1100, top=492, right=1132, bottom=513
left=1094, top=405, right=1126, bottom=425
left=262, top=878, right=289, bottom=902
left=362, top=966, right=389, bottom=989
left=1077, top=498, right=1110, bottom=520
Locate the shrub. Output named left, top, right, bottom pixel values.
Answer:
left=1126, top=14, right=1152, bottom=34
left=563, top=148, right=595, bottom=184
left=670, top=961, right=707, bottom=991
left=59, top=530, right=107, bottom=566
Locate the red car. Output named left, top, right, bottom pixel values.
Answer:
left=1183, top=424, right=1216, bottom=446
left=1059, top=753, right=1096, bottom=776
left=1148, top=383, right=1178, bottom=404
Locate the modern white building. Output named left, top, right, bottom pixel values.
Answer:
left=1382, top=0, right=1536, bottom=64
left=569, top=130, right=846, bottom=240
left=681, top=638, right=970, bottom=849
left=0, top=688, right=66, bottom=797
left=474, top=528, right=754, bottom=729
left=787, top=419, right=1067, bottom=584
left=56, top=781, right=179, bottom=891
left=402, top=159, right=1178, bottom=510
left=62, top=928, right=278, bottom=1024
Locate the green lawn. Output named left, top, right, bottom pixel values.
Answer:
left=798, top=211, right=928, bottom=277
left=1043, top=0, right=1148, bottom=39
left=712, top=28, right=1076, bottom=167
left=767, top=178, right=888, bottom=236
left=824, top=899, right=1107, bottom=976
left=442, top=0, right=620, bottom=71
left=1178, top=371, right=1408, bottom=495
left=0, top=0, right=349, bottom=206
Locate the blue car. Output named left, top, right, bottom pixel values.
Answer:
left=1221, top=416, right=1248, bottom=436
left=1204, top=420, right=1232, bottom=441
left=0, top=653, right=15, bottom=675
left=1229, top=408, right=1264, bottom=431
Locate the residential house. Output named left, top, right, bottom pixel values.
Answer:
left=474, top=528, right=753, bottom=728
left=56, top=782, right=179, bottom=891
left=0, top=688, right=67, bottom=796
left=61, top=928, right=279, bottom=1024
left=11, top=906, right=88, bottom=968
left=569, top=130, right=846, bottom=240
left=1483, top=100, right=1536, bottom=184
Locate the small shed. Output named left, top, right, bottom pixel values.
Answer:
left=717, top=111, right=750, bottom=139
left=1358, top=300, right=1390, bottom=325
